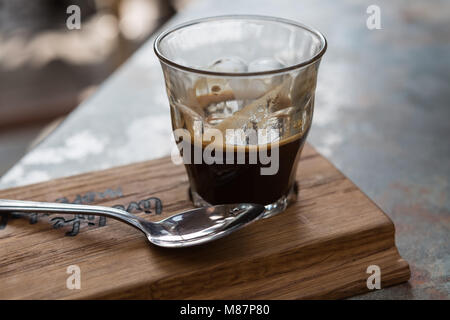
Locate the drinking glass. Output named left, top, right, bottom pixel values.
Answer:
left=154, top=15, right=326, bottom=218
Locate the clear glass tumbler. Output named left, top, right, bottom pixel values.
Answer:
left=154, top=15, right=326, bottom=218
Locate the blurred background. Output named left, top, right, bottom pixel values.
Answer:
left=0, top=0, right=194, bottom=176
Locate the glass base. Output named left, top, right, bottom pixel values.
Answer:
left=189, top=182, right=298, bottom=219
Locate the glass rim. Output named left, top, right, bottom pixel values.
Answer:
left=153, top=15, right=327, bottom=77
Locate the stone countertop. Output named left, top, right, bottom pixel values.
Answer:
left=1, top=0, right=448, bottom=299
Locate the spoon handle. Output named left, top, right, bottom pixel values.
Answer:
left=0, top=199, right=147, bottom=234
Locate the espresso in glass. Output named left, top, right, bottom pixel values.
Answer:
left=184, top=131, right=308, bottom=205
left=155, top=16, right=326, bottom=218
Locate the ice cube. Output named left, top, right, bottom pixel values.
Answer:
left=187, top=57, right=247, bottom=111
left=191, top=76, right=235, bottom=109
left=248, top=57, right=284, bottom=72
left=208, top=57, right=248, bottom=73
left=194, top=56, right=248, bottom=101
left=215, top=83, right=286, bottom=132
left=229, top=57, right=286, bottom=99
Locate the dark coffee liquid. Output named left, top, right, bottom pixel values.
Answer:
left=184, top=133, right=307, bottom=205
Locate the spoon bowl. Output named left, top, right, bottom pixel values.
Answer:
left=143, top=203, right=264, bottom=247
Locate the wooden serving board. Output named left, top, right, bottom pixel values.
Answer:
left=0, top=144, right=410, bottom=299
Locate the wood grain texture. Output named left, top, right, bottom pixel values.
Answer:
left=0, top=144, right=410, bottom=299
